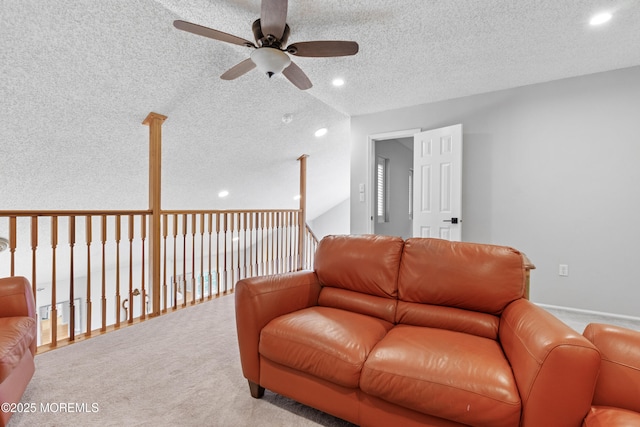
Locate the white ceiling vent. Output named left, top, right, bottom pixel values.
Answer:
left=0, top=237, right=9, bottom=253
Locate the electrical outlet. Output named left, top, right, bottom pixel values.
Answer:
left=559, top=264, right=569, bottom=277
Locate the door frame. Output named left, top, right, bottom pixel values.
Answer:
left=367, top=128, right=422, bottom=234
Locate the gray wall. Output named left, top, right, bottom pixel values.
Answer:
left=308, top=198, right=350, bottom=240
left=350, top=66, right=640, bottom=316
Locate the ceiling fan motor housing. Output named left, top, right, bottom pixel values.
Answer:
left=252, top=19, right=290, bottom=48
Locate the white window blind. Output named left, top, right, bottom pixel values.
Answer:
left=376, top=156, right=389, bottom=223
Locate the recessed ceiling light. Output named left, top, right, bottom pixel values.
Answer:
left=590, top=12, right=612, bottom=26
left=314, top=128, right=328, bottom=137
left=332, top=78, right=345, bottom=87
left=293, top=194, right=301, bottom=200
left=218, top=190, right=229, bottom=198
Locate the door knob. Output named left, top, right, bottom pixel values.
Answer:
left=443, top=218, right=459, bottom=224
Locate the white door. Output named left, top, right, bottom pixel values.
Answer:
left=412, top=124, right=463, bottom=240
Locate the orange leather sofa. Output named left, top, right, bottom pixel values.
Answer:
left=0, top=276, right=37, bottom=427
left=235, top=235, right=601, bottom=426
left=582, top=323, right=640, bottom=426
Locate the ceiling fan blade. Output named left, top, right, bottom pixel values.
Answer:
left=173, top=20, right=255, bottom=48
left=287, top=41, right=359, bottom=57
left=282, top=61, right=312, bottom=90
left=261, top=0, right=288, bottom=40
left=220, top=58, right=256, bottom=80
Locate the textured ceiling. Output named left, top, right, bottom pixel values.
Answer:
left=2, top=0, right=639, bottom=219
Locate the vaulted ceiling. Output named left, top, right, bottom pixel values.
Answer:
left=2, top=0, right=639, bottom=219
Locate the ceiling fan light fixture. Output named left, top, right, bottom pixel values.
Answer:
left=250, top=47, right=291, bottom=77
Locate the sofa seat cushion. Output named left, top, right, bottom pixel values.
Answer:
left=259, top=306, right=393, bottom=388
left=360, top=325, right=521, bottom=427
left=583, top=406, right=640, bottom=426
left=0, top=317, right=36, bottom=383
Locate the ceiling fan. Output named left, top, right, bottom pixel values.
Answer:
left=173, top=0, right=359, bottom=90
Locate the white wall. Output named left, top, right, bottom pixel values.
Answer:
left=308, top=198, right=350, bottom=240
left=350, top=66, right=640, bottom=316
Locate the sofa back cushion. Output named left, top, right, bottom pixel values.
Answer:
left=315, top=235, right=404, bottom=322
left=396, top=302, right=500, bottom=339
left=398, top=238, right=525, bottom=316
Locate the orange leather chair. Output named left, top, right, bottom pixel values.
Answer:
left=583, top=323, right=640, bottom=426
left=0, top=276, right=37, bottom=427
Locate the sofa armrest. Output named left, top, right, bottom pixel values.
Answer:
left=499, top=299, right=600, bottom=427
left=583, top=323, right=640, bottom=413
left=0, top=276, right=36, bottom=320
left=235, top=270, right=321, bottom=384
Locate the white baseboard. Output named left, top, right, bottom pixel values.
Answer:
left=537, top=303, right=640, bottom=332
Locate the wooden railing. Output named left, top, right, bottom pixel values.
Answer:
left=0, top=209, right=318, bottom=351
left=0, top=112, right=320, bottom=352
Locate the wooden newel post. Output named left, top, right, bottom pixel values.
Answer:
left=143, top=112, right=167, bottom=317
left=297, top=155, right=308, bottom=270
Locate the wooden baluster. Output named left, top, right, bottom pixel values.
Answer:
left=115, top=215, right=121, bottom=327
left=68, top=215, right=76, bottom=341
left=162, top=214, right=168, bottom=312
left=231, top=212, right=235, bottom=289
left=281, top=212, right=287, bottom=272
left=275, top=212, right=280, bottom=274
left=207, top=213, right=213, bottom=299
left=282, top=212, right=287, bottom=272
left=292, top=211, right=298, bottom=270
left=128, top=214, right=134, bottom=323
left=290, top=212, right=296, bottom=271
left=224, top=213, right=229, bottom=293
left=269, top=212, right=275, bottom=275
left=242, top=212, right=248, bottom=281
left=181, top=214, right=187, bottom=307
left=273, top=212, right=278, bottom=274
left=260, top=212, right=266, bottom=276
left=285, top=212, right=291, bottom=272
left=9, top=216, right=16, bottom=276
left=248, top=212, right=254, bottom=277
left=236, top=212, right=242, bottom=285
left=140, top=214, right=147, bottom=319
left=30, top=217, right=38, bottom=304
left=172, top=213, right=178, bottom=309
left=50, top=216, right=58, bottom=346
left=190, top=213, right=196, bottom=305
left=264, top=213, right=270, bottom=275
left=215, top=213, right=221, bottom=296
left=85, top=215, right=92, bottom=336
left=234, top=212, right=239, bottom=288
left=252, top=213, right=257, bottom=276
left=257, top=212, right=262, bottom=276
left=101, top=215, right=107, bottom=331
left=284, top=212, right=289, bottom=272
left=199, top=213, right=205, bottom=301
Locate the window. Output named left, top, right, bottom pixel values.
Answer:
left=376, top=156, right=389, bottom=223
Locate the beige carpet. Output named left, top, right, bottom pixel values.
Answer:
left=10, top=294, right=639, bottom=427
left=8, top=294, right=354, bottom=427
